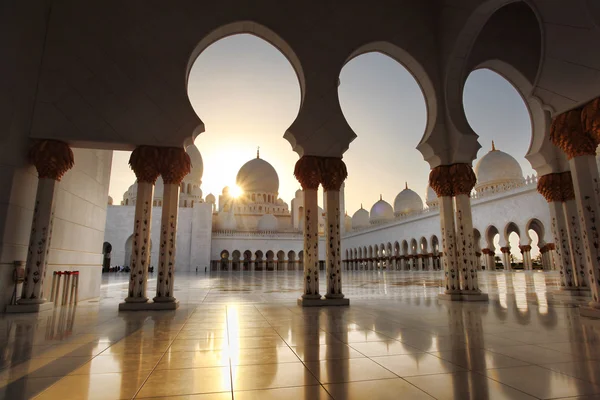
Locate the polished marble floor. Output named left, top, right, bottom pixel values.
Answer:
left=1, top=271, right=599, bottom=399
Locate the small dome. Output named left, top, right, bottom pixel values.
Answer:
left=426, top=185, right=439, bottom=207
left=217, top=211, right=237, bottom=230
left=206, top=193, right=216, bottom=203
left=108, top=196, right=113, bottom=205
left=370, top=196, right=394, bottom=223
left=222, top=186, right=230, bottom=195
left=352, top=206, right=369, bottom=229
left=394, top=184, right=423, bottom=215
left=257, top=214, right=278, bottom=231
left=474, top=142, right=525, bottom=190
left=191, top=186, right=203, bottom=198
left=236, top=154, right=279, bottom=194
left=186, top=144, right=203, bottom=184
left=295, top=189, right=302, bottom=198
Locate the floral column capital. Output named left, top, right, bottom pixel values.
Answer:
left=28, top=140, right=74, bottom=181
left=429, top=163, right=476, bottom=197
left=294, top=155, right=321, bottom=190
left=129, top=146, right=161, bottom=184
left=537, top=171, right=575, bottom=202
left=158, top=147, right=191, bottom=184
left=550, top=107, right=598, bottom=159
left=319, top=157, right=347, bottom=192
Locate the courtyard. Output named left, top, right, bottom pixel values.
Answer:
left=0, top=271, right=598, bottom=399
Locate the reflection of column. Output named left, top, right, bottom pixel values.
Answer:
left=154, top=147, right=190, bottom=307
left=295, top=156, right=321, bottom=302
left=321, top=158, right=347, bottom=302
left=122, top=147, right=160, bottom=307
left=551, top=102, right=600, bottom=314
left=14, top=140, right=74, bottom=312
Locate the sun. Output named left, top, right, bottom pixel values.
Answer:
left=230, top=184, right=243, bottom=198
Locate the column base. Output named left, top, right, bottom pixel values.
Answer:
left=6, top=302, right=54, bottom=313
left=153, top=296, right=177, bottom=303
left=119, top=300, right=179, bottom=311
left=438, top=291, right=489, bottom=302
left=297, top=297, right=350, bottom=307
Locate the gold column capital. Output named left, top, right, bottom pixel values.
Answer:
left=158, top=147, right=191, bottom=184
left=28, top=140, right=74, bottom=181
left=129, top=146, right=161, bottom=184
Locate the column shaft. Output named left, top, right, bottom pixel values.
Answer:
left=154, top=183, right=179, bottom=302
left=125, top=182, right=154, bottom=302
left=439, top=196, right=460, bottom=292
left=563, top=199, right=589, bottom=288
left=325, top=189, right=343, bottom=298
left=570, top=155, right=600, bottom=305
left=454, top=194, right=479, bottom=291
left=302, top=188, right=320, bottom=298
left=548, top=201, right=575, bottom=288
left=19, top=179, right=58, bottom=304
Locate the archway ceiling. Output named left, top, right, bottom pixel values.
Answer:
left=29, top=0, right=600, bottom=163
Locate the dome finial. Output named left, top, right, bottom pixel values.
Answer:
left=405, top=181, right=408, bottom=190
left=491, top=140, right=496, bottom=151
left=257, top=146, right=260, bottom=159
left=380, top=194, right=382, bottom=201
left=360, top=203, right=363, bottom=209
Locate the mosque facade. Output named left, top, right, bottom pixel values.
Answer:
left=105, top=142, right=560, bottom=276
left=104, top=146, right=333, bottom=272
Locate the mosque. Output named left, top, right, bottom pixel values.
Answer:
left=104, top=146, right=332, bottom=272
left=104, top=141, right=558, bottom=277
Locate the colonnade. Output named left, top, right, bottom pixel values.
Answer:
left=343, top=254, right=442, bottom=271
left=9, top=100, right=600, bottom=316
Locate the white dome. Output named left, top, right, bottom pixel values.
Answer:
left=474, top=144, right=524, bottom=189
left=217, top=211, right=237, bottom=230
left=370, top=196, right=394, bottom=223
left=393, top=185, right=423, bottom=215
left=222, top=186, right=230, bottom=195
left=352, top=206, right=370, bottom=229
left=236, top=155, right=279, bottom=193
left=295, top=189, right=302, bottom=198
left=108, top=196, right=113, bottom=205
left=426, top=185, right=439, bottom=207
left=206, top=193, right=216, bottom=203
left=185, top=144, right=203, bottom=184
left=257, top=213, right=278, bottom=231
left=191, top=186, right=203, bottom=198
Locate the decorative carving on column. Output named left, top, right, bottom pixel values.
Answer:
left=519, top=245, right=531, bottom=253
left=320, top=157, right=347, bottom=299
left=125, top=146, right=160, bottom=303
left=582, top=97, right=600, bottom=143
left=294, top=156, right=321, bottom=298
left=550, top=108, right=597, bottom=159
left=154, top=147, right=191, bottom=304
left=500, top=247, right=510, bottom=253
left=19, top=140, right=74, bottom=305
left=537, top=171, right=575, bottom=203
left=429, top=165, right=458, bottom=291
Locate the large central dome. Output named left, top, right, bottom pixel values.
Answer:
left=236, top=153, right=279, bottom=193
left=474, top=142, right=524, bottom=191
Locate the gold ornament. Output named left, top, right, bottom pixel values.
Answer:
left=294, top=156, right=321, bottom=190
left=550, top=108, right=597, bottom=159
left=159, top=147, right=191, bottom=184
left=129, top=146, right=161, bottom=183
left=320, top=157, right=347, bottom=191
left=28, top=140, right=74, bottom=181
left=582, top=97, right=600, bottom=143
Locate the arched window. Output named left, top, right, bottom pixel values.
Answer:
left=252, top=194, right=256, bottom=201
left=125, top=199, right=129, bottom=205
left=187, top=183, right=192, bottom=194
left=184, top=200, right=188, bottom=207
left=191, top=200, right=194, bottom=207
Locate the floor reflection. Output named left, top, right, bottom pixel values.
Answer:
left=0, top=271, right=598, bottom=399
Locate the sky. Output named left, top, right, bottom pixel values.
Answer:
left=108, top=34, right=535, bottom=257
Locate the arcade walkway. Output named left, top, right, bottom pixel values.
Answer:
left=0, top=271, right=599, bottom=399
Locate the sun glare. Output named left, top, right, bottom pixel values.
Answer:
left=230, top=185, right=243, bottom=198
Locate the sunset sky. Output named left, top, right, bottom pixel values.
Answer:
left=108, top=34, right=535, bottom=255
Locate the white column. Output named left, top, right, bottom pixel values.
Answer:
left=563, top=199, right=589, bottom=289
left=154, top=183, right=179, bottom=303
left=548, top=201, right=576, bottom=289
left=487, top=252, right=495, bottom=270
left=325, top=189, right=343, bottom=299
left=125, top=181, right=155, bottom=303
left=454, top=194, right=479, bottom=291
left=302, top=188, right=320, bottom=299
left=570, top=155, right=600, bottom=307
left=501, top=248, right=511, bottom=271
left=439, top=196, right=460, bottom=292
left=19, top=178, right=59, bottom=304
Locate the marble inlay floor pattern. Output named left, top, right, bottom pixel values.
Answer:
left=0, top=271, right=599, bottom=399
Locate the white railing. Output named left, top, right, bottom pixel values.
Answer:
left=212, top=230, right=303, bottom=239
